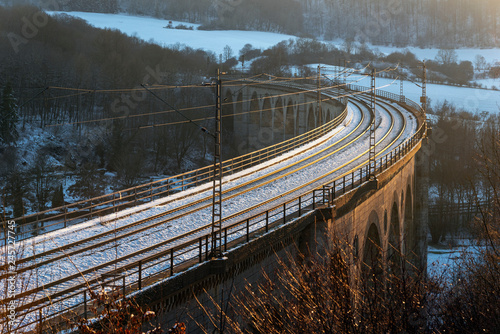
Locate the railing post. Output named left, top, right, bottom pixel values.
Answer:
left=199, top=237, right=203, bottom=263
left=205, top=235, right=209, bottom=261
left=64, top=206, right=67, bottom=228
left=39, top=309, right=43, bottom=334
left=138, top=261, right=142, bottom=290
left=359, top=168, right=362, bottom=186
left=246, top=219, right=250, bottom=242
left=283, top=203, right=286, bottom=221
left=298, top=197, right=302, bottom=216
left=333, top=180, right=336, bottom=199
left=84, top=290, right=87, bottom=320
left=351, top=172, right=354, bottom=190
left=343, top=176, right=346, bottom=194
left=122, top=276, right=126, bottom=296
left=224, top=228, right=227, bottom=252
left=266, top=211, right=269, bottom=232
left=170, top=249, right=174, bottom=276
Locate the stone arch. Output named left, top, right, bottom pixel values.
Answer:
left=249, top=91, right=259, bottom=125
left=404, top=184, right=415, bottom=256
left=401, top=191, right=404, bottom=216
left=285, top=99, right=295, bottom=137
left=223, top=90, right=234, bottom=134
left=353, top=235, right=359, bottom=260
left=307, top=105, right=315, bottom=131
left=384, top=209, right=388, bottom=234
left=316, top=107, right=322, bottom=127
left=235, top=91, right=244, bottom=123
left=295, top=107, right=300, bottom=135
left=388, top=201, right=401, bottom=274
left=362, top=211, right=382, bottom=280
left=325, top=108, right=332, bottom=124
left=274, top=98, right=284, bottom=141
left=261, top=95, right=272, bottom=127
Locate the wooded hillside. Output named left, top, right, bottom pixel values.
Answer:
left=2, top=0, right=497, bottom=47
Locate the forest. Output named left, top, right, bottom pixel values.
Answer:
left=0, top=5, right=230, bottom=218
left=1, top=0, right=498, bottom=47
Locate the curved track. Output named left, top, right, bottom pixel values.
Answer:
left=0, top=87, right=422, bottom=332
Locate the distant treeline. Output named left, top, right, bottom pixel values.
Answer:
left=2, top=0, right=498, bottom=47
left=0, top=5, right=227, bottom=217
left=0, top=5, right=220, bottom=126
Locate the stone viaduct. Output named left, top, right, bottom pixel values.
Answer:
left=222, top=82, right=346, bottom=154
left=130, top=84, right=428, bottom=332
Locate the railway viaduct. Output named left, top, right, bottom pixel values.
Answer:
left=2, top=81, right=428, bottom=333
left=130, top=83, right=429, bottom=332
left=222, top=82, right=346, bottom=154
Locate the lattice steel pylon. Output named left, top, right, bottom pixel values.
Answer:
left=211, top=68, right=223, bottom=258
left=400, top=75, right=405, bottom=103
left=420, top=62, right=427, bottom=117
left=369, top=69, right=377, bottom=179
left=317, top=65, right=322, bottom=127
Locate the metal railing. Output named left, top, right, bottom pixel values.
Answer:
left=1, top=87, right=427, bottom=333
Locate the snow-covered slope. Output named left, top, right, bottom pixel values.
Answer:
left=48, top=11, right=500, bottom=65
left=48, top=11, right=296, bottom=56
left=46, top=11, right=499, bottom=115
left=308, top=64, right=500, bottom=114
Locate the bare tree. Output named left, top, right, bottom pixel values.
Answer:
left=435, top=49, right=458, bottom=65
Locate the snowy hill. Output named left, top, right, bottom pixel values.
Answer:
left=49, top=11, right=500, bottom=65
left=47, top=11, right=500, bottom=114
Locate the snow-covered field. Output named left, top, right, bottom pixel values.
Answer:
left=427, top=240, right=485, bottom=279
left=48, top=11, right=500, bottom=66
left=364, top=42, right=500, bottom=65
left=474, top=78, right=500, bottom=90
left=48, top=11, right=500, bottom=115
left=47, top=11, right=296, bottom=55
left=315, top=65, right=500, bottom=114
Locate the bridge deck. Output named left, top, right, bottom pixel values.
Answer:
left=1, top=83, right=424, bottom=332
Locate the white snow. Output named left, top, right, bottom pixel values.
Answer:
left=473, top=78, right=500, bottom=90
left=361, top=42, right=500, bottom=65
left=43, top=11, right=500, bottom=114
left=427, top=240, right=485, bottom=279
left=310, top=64, right=500, bottom=114
left=47, top=11, right=296, bottom=56
left=48, top=11, right=500, bottom=66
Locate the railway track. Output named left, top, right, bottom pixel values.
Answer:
left=0, top=87, right=423, bottom=333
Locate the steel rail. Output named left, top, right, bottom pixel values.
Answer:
left=1, top=89, right=425, bottom=333
left=4, top=91, right=347, bottom=242
left=1, top=101, right=360, bottom=278
left=4, top=94, right=393, bottom=314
